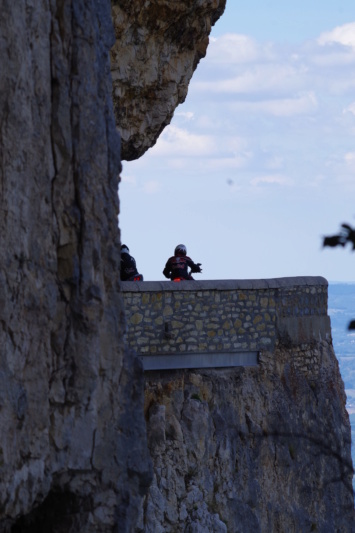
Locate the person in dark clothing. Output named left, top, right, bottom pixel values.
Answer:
left=163, top=244, right=202, bottom=281
left=120, top=245, right=143, bottom=281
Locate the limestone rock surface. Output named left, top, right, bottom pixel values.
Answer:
left=0, top=0, right=225, bottom=529
left=142, top=341, right=355, bottom=532
left=0, top=1, right=152, bottom=531
left=1, top=0, right=354, bottom=531
left=111, top=0, right=226, bottom=160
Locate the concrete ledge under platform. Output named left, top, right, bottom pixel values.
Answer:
left=141, top=351, right=259, bottom=371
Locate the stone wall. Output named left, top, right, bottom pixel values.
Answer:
left=122, top=276, right=331, bottom=365
left=122, top=276, right=354, bottom=532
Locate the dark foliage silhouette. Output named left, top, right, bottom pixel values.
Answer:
left=323, top=222, right=355, bottom=330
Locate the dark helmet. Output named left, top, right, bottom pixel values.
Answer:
left=175, top=244, right=187, bottom=256
left=121, top=244, right=129, bottom=254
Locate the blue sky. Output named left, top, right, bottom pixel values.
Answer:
left=119, top=1, right=355, bottom=282
left=214, top=1, right=355, bottom=42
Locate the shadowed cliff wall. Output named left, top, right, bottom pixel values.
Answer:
left=0, top=1, right=226, bottom=531
left=0, top=2, right=152, bottom=531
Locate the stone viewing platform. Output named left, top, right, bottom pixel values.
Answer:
left=121, top=276, right=331, bottom=370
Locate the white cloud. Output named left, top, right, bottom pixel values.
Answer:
left=318, top=22, right=355, bottom=49
left=195, top=155, right=251, bottom=171
left=265, top=156, right=284, bottom=170
left=121, top=17, right=355, bottom=284
left=231, top=92, right=318, bottom=117
left=320, top=152, right=355, bottom=191
left=193, top=63, right=307, bottom=95
left=191, top=26, right=355, bottom=104
left=224, top=136, right=249, bottom=153
left=343, top=102, right=355, bottom=116
left=136, top=24, right=353, bottom=191
left=142, top=180, right=160, bottom=194
left=175, top=111, right=194, bottom=121
left=307, top=175, right=327, bottom=188
left=309, top=50, right=355, bottom=67
left=120, top=174, right=136, bottom=185
left=250, top=175, right=294, bottom=187
left=327, top=78, right=355, bottom=95
left=312, top=23, right=355, bottom=69
left=207, top=34, right=265, bottom=64
left=345, top=151, right=355, bottom=167
left=150, top=125, right=215, bottom=157
left=119, top=173, right=161, bottom=194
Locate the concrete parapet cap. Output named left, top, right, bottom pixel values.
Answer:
left=121, top=276, right=328, bottom=292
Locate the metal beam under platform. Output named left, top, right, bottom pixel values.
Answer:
left=141, top=351, right=259, bottom=371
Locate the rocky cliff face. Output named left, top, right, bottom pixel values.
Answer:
left=0, top=0, right=225, bottom=531
left=1, top=0, right=354, bottom=532
left=111, top=0, right=226, bottom=160
left=142, top=341, right=354, bottom=532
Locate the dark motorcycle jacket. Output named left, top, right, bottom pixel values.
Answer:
left=121, top=252, right=139, bottom=281
left=163, top=255, right=201, bottom=280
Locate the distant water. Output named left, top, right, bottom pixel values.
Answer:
left=328, top=282, right=355, bottom=488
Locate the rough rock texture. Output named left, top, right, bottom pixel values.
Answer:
left=0, top=1, right=151, bottom=531
left=1, top=0, right=354, bottom=531
left=142, top=341, right=355, bottom=532
left=0, top=0, right=224, bottom=529
left=111, top=0, right=227, bottom=160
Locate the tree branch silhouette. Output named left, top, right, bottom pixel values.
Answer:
left=323, top=222, right=355, bottom=330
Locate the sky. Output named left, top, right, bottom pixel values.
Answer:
left=119, top=0, right=355, bottom=282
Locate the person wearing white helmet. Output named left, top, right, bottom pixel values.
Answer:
left=120, top=245, right=143, bottom=281
left=163, top=244, right=202, bottom=281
